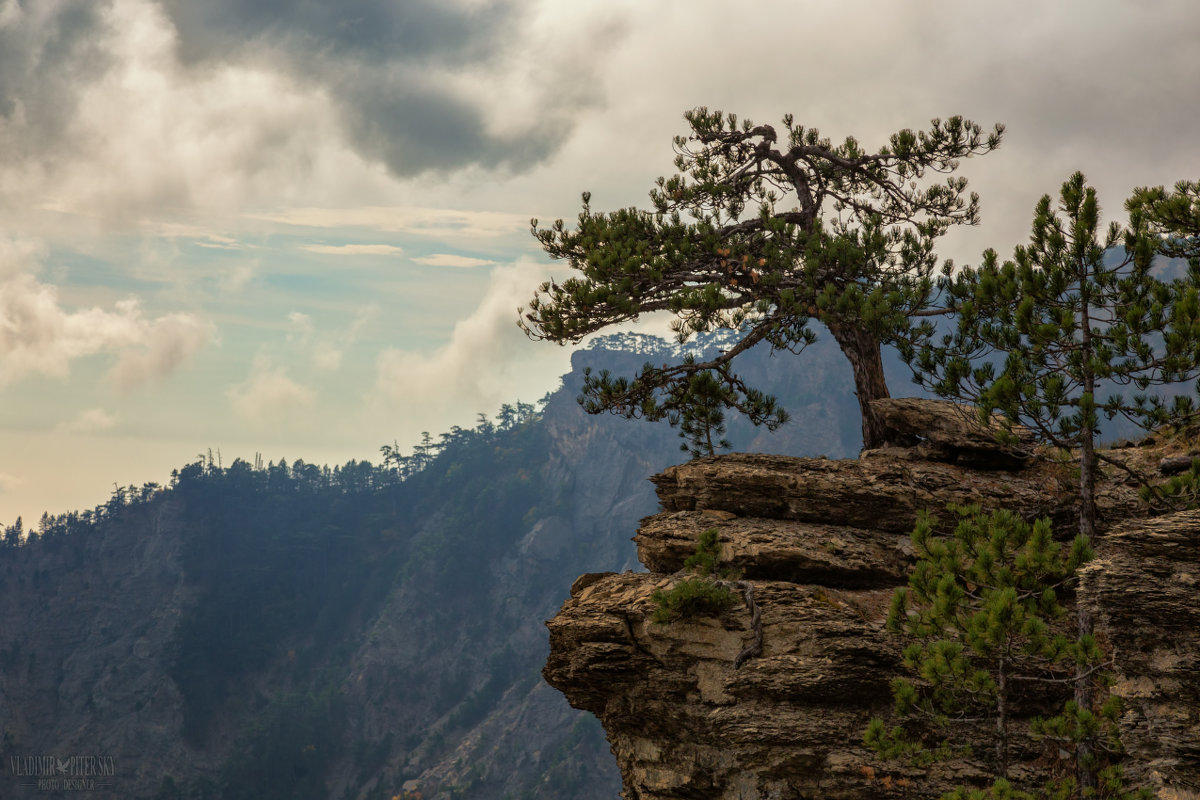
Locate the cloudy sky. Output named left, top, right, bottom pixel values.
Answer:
left=2, top=0, right=1199, bottom=525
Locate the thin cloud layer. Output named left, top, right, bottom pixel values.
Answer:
left=300, top=244, right=406, bottom=256
left=252, top=206, right=529, bottom=239
left=56, top=408, right=118, bottom=434
left=228, top=357, right=316, bottom=423
left=0, top=471, right=20, bottom=496
left=0, top=238, right=214, bottom=386
left=413, top=254, right=493, bottom=268
left=373, top=259, right=567, bottom=435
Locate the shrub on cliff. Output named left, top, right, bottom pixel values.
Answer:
left=651, top=528, right=738, bottom=623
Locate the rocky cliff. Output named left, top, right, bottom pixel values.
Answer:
left=544, top=406, right=1199, bottom=799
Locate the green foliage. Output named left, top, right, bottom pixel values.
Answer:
left=867, top=506, right=1149, bottom=797
left=1127, top=179, right=1200, bottom=262
left=939, top=777, right=1045, bottom=800
left=869, top=507, right=1089, bottom=776
left=652, top=528, right=738, bottom=623
left=905, top=172, right=1200, bottom=535
left=524, top=108, right=1003, bottom=453
left=650, top=578, right=738, bottom=624
left=902, top=171, right=1198, bottom=795
left=938, top=771, right=1150, bottom=800
left=682, top=527, right=724, bottom=574
left=1142, top=456, right=1200, bottom=507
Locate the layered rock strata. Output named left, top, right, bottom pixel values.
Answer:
left=545, top=449, right=1197, bottom=799
left=1081, top=513, right=1200, bottom=798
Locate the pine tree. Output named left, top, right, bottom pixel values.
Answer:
left=1127, top=179, right=1200, bottom=262
left=521, top=108, right=1003, bottom=454
left=905, top=171, right=1200, bottom=541
left=865, top=506, right=1149, bottom=799
left=904, top=171, right=1200, bottom=792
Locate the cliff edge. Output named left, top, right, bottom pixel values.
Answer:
left=543, top=403, right=1199, bottom=799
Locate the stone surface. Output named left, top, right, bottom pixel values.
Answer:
left=1080, top=512, right=1200, bottom=799
left=869, top=397, right=1036, bottom=469
left=547, top=450, right=1197, bottom=800
left=650, top=452, right=1142, bottom=534
left=635, top=510, right=911, bottom=587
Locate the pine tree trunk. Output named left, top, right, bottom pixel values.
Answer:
left=997, top=654, right=1009, bottom=779
left=1076, top=287, right=1098, bottom=793
left=1074, top=427, right=1098, bottom=793
left=827, top=321, right=891, bottom=450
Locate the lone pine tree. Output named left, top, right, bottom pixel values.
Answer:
left=521, top=108, right=1003, bottom=453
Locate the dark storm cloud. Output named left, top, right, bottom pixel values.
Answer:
left=159, top=0, right=514, bottom=65
left=156, top=0, right=592, bottom=176
left=333, top=66, right=574, bottom=175
left=0, top=2, right=113, bottom=159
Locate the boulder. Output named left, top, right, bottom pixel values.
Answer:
left=869, top=397, right=1035, bottom=470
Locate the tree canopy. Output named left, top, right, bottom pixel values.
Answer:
left=1127, top=179, right=1200, bottom=262
left=521, top=108, right=1003, bottom=452
left=903, top=172, right=1200, bottom=793
left=905, top=172, right=1200, bottom=540
left=866, top=506, right=1148, bottom=800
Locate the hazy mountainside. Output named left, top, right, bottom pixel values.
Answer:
left=0, top=332, right=877, bottom=800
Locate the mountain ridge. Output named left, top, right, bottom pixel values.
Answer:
left=0, top=331, right=877, bottom=799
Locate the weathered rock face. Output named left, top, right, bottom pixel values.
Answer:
left=869, top=397, right=1036, bottom=470
left=649, top=452, right=1141, bottom=534
left=545, top=451, right=1199, bottom=800
left=1080, top=513, right=1200, bottom=798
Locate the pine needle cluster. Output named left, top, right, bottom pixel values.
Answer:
left=865, top=506, right=1149, bottom=799
left=651, top=528, right=739, bottom=623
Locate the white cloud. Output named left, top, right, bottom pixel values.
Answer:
left=287, top=311, right=314, bottom=342
left=148, top=222, right=240, bottom=249
left=219, top=263, right=255, bottom=294
left=304, top=305, right=377, bottom=372
left=108, top=312, right=216, bottom=389
left=373, top=258, right=569, bottom=433
left=0, top=237, right=214, bottom=386
left=0, top=471, right=21, bottom=496
left=412, top=254, right=493, bottom=268
left=300, top=243, right=405, bottom=256
left=4, top=0, right=359, bottom=225
left=228, top=357, right=316, bottom=422
left=249, top=206, right=528, bottom=239
left=56, top=408, right=118, bottom=434
left=313, top=343, right=344, bottom=372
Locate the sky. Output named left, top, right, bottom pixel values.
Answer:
left=2, top=0, right=1199, bottom=526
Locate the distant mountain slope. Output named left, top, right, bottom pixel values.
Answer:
left=0, top=332, right=879, bottom=800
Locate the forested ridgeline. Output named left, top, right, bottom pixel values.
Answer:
left=0, top=333, right=873, bottom=800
